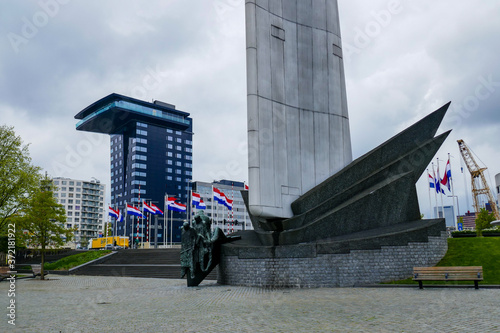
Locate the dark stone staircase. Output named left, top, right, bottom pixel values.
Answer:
left=73, top=249, right=217, bottom=280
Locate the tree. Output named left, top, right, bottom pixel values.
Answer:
left=475, top=208, right=495, bottom=237
left=0, top=125, right=41, bottom=231
left=14, top=176, right=73, bottom=279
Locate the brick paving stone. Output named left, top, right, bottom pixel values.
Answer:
left=0, top=276, right=498, bottom=332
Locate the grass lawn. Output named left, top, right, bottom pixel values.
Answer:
left=385, top=237, right=500, bottom=285
left=44, top=250, right=112, bottom=271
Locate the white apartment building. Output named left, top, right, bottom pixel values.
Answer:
left=52, top=177, right=106, bottom=248
left=192, top=180, right=253, bottom=233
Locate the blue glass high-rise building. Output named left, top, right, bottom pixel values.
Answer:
left=75, top=93, right=193, bottom=245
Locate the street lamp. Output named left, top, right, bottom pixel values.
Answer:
left=448, top=195, right=460, bottom=230
left=113, top=193, right=123, bottom=242
left=186, top=179, right=193, bottom=224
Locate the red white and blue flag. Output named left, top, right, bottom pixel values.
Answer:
left=213, top=187, right=233, bottom=210
left=428, top=173, right=435, bottom=189
left=150, top=203, right=163, bottom=216
left=165, top=196, right=177, bottom=208
left=143, top=201, right=156, bottom=215
left=213, top=187, right=224, bottom=204
left=170, top=201, right=187, bottom=212
left=441, top=159, right=452, bottom=192
left=192, top=192, right=201, bottom=205
left=117, top=209, right=123, bottom=222
left=127, top=204, right=145, bottom=218
left=222, top=195, right=233, bottom=210
left=433, top=169, right=445, bottom=194
left=197, top=199, right=207, bottom=210
left=192, top=192, right=206, bottom=209
left=108, top=207, right=119, bottom=219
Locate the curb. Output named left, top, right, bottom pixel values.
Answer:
left=359, top=284, right=500, bottom=289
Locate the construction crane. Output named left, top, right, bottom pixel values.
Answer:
left=457, top=139, right=500, bottom=220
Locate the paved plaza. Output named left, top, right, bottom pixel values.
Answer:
left=1, top=275, right=499, bottom=332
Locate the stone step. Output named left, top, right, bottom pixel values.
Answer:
left=74, top=265, right=217, bottom=280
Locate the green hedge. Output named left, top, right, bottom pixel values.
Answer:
left=452, top=230, right=500, bottom=238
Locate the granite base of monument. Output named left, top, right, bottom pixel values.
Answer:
left=218, top=224, right=447, bottom=288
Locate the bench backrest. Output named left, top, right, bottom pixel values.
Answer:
left=413, top=266, right=483, bottom=280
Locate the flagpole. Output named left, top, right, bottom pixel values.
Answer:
left=188, top=189, right=192, bottom=225
left=148, top=202, right=152, bottom=248
left=460, top=154, right=471, bottom=213
left=164, top=194, right=167, bottom=248
left=123, top=201, right=127, bottom=248
left=138, top=185, right=142, bottom=249
left=141, top=200, right=144, bottom=249
left=244, top=182, right=247, bottom=231
left=449, top=153, right=459, bottom=229
left=432, top=163, right=439, bottom=218
left=154, top=209, right=158, bottom=249
left=427, top=170, right=433, bottom=219
left=437, top=158, right=445, bottom=219
left=231, top=182, right=234, bottom=232
left=170, top=209, right=173, bottom=248
left=211, top=185, right=215, bottom=228
left=133, top=215, right=136, bottom=248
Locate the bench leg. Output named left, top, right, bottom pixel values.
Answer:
left=474, top=281, right=479, bottom=290
left=418, top=281, right=423, bottom=289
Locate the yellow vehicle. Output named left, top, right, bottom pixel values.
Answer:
left=90, top=236, right=129, bottom=249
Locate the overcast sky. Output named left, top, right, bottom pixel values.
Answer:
left=1, top=0, right=499, bottom=219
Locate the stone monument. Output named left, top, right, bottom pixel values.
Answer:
left=181, top=1, right=450, bottom=288
left=215, top=0, right=450, bottom=287
left=246, top=0, right=352, bottom=220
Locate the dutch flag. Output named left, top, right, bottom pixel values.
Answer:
left=117, top=210, right=123, bottom=222
left=127, top=204, right=145, bottom=218
left=440, top=159, right=452, bottom=192
left=170, top=201, right=187, bottom=212
left=197, top=199, right=207, bottom=210
left=213, top=187, right=224, bottom=205
left=192, top=192, right=202, bottom=206
left=165, top=196, right=177, bottom=208
left=150, top=203, right=163, bottom=216
left=433, top=169, right=445, bottom=194
left=143, top=201, right=156, bottom=215
left=428, top=173, right=435, bottom=189
left=108, top=207, right=119, bottom=219
left=222, top=195, right=233, bottom=210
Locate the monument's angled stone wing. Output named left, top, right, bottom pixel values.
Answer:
left=247, top=0, right=352, bottom=219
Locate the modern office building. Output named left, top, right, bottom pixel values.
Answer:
left=192, top=180, right=253, bottom=233
left=75, top=93, right=193, bottom=245
left=52, top=177, right=106, bottom=248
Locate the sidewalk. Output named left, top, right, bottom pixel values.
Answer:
left=1, top=275, right=498, bottom=332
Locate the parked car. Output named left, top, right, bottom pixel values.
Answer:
left=104, top=244, right=113, bottom=250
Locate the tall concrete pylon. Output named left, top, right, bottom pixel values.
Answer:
left=246, top=0, right=352, bottom=219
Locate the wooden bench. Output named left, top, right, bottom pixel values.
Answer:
left=413, top=266, right=483, bottom=289
left=0, top=267, right=11, bottom=281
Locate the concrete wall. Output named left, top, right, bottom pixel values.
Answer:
left=218, top=233, right=448, bottom=288
left=246, top=0, right=352, bottom=219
